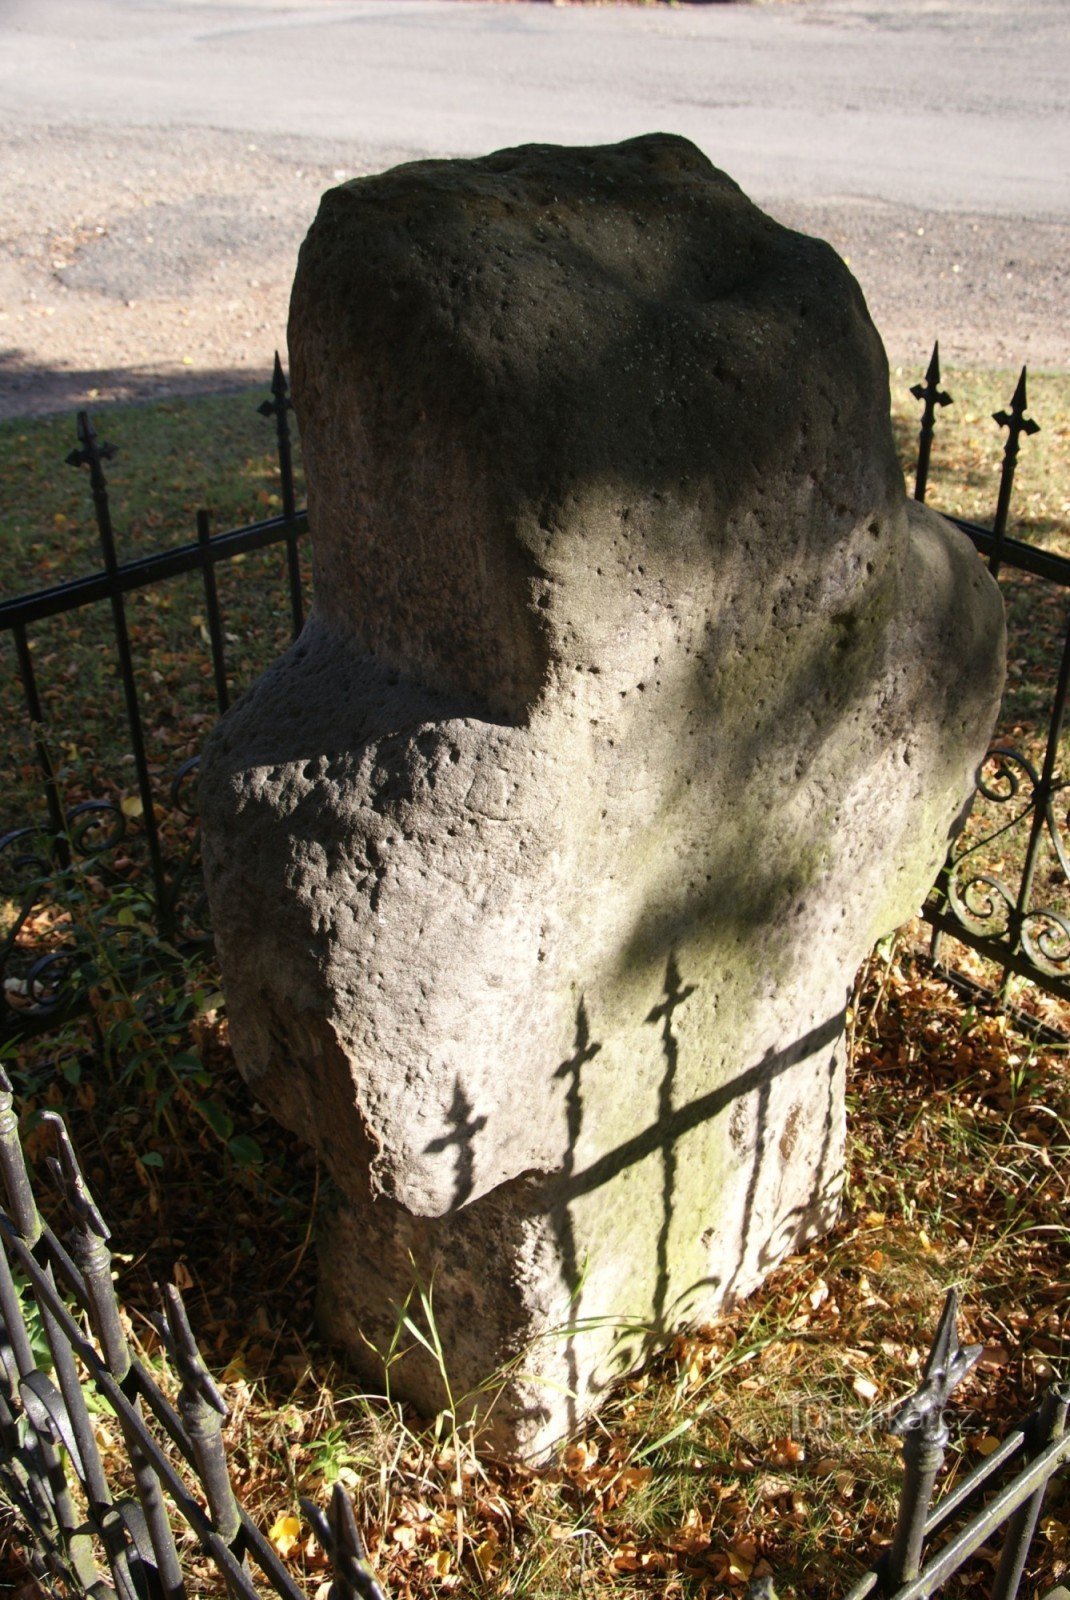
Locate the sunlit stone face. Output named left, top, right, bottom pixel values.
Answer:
left=200, top=135, right=1004, bottom=1456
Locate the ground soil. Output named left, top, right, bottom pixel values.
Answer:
left=2, top=119, right=1067, bottom=423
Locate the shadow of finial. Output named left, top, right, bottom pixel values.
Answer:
left=645, top=948, right=696, bottom=1030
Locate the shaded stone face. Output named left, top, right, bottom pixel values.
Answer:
left=200, top=134, right=1004, bottom=1456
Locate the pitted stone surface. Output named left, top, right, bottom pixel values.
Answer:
left=200, top=135, right=1004, bottom=1455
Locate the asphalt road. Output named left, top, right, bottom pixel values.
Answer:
left=1, top=0, right=1068, bottom=418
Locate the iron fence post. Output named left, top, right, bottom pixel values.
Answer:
left=0, top=1215, right=84, bottom=1568
left=912, top=341, right=955, bottom=970
left=990, top=1384, right=1070, bottom=1600
left=45, top=1114, right=187, bottom=1600
left=158, top=1284, right=246, bottom=1567
left=883, top=1290, right=983, bottom=1593
left=990, top=366, right=1040, bottom=581
left=0, top=1069, right=138, bottom=1597
left=258, top=353, right=304, bottom=638
left=10, top=623, right=70, bottom=869
left=66, top=412, right=171, bottom=937
left=301, top=1483, right=389, bottom=1600
left=196, top=509, right=231, bottom=715
left=910, top=342, right=952, bottom=504
left=888, top=1421, right=949, bottom=1587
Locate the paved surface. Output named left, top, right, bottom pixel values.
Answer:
left=1, top=0, right=1068, bottom=419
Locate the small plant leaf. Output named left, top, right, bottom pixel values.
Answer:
left=196, top=1099, right=234, bottom=1141
left=227, top=1134, right=264, bottom=1167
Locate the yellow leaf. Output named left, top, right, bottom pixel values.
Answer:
left=121, top=794, right=144, bottom=819
left=269, top=1514, right=301, bottom=1559
left=611, top=1544, right=642, bottom=1573
left=427, top=1549, right=451, bottom=1577
left=474, top=1534, right=500, bottom=1576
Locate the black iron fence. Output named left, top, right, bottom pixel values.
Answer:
left=0, top=1064, right=385, bottom=1600
left=912, top=349, right=1070, bottom=1003
left=1, top=357, right=306, bottom=1041
left=1, top=1055, right=1064, bottom=1600
left=837, top=1289, right=1069, bottom=1600
left=1, top=347, right=1065, bottom=1038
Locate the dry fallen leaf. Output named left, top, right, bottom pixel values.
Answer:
left=809, top=1276, right=830, bottom=1309
left=562, top=1438, right=599, bottom=1476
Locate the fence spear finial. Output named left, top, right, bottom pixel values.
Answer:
left=258, top=351, right=292, bottom=420
left=41, top=1111, right=109, bottom=1242
left=156, top=1282, right=228, bottom=1418
left=884, top=1288, right=984, bottom=1588
left=909, top=341, right=952, bottom=503
left=300, top=1483, right=388, bottom=1600
left=65, top=410, right=117, bottom=485
left=910, top=341, right=951, bottom=409
left=994, top=365, right=1039, bottom=440
left=890, top=1287, right=983, bottom=1440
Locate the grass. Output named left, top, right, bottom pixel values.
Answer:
left=0, top=365, right=1069, bottom=1596
left=0, top=389, right=310, bottom=852
left=2, top=943, right=1067, bottom=1597
left=2, top=363, right=1066, bottom=842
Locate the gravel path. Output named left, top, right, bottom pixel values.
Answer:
left=2, top=118, right=1067, bottom=422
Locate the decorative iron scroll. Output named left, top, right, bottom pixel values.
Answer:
left=927, top=743, right=1070, bottom=989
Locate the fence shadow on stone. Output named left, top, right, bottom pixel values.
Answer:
left=0, top=349, right=1068, bottom=1597
left=1, top=1050, right=1065, bottom=1600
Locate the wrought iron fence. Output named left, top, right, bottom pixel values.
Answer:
left=1, top=355, right=1066, bottom=1594
left=0, top=1064, right=385, bottom=1600
left=836, top=1288, right=1069, bottom=1600
left=1, top=356, right=306, bottom=1041
left=911, top=348, right=1070, bottom=1004
left=1, top=1059, right=1064, bottom=1600
left=0, top=346, right=1065, bottom=1026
